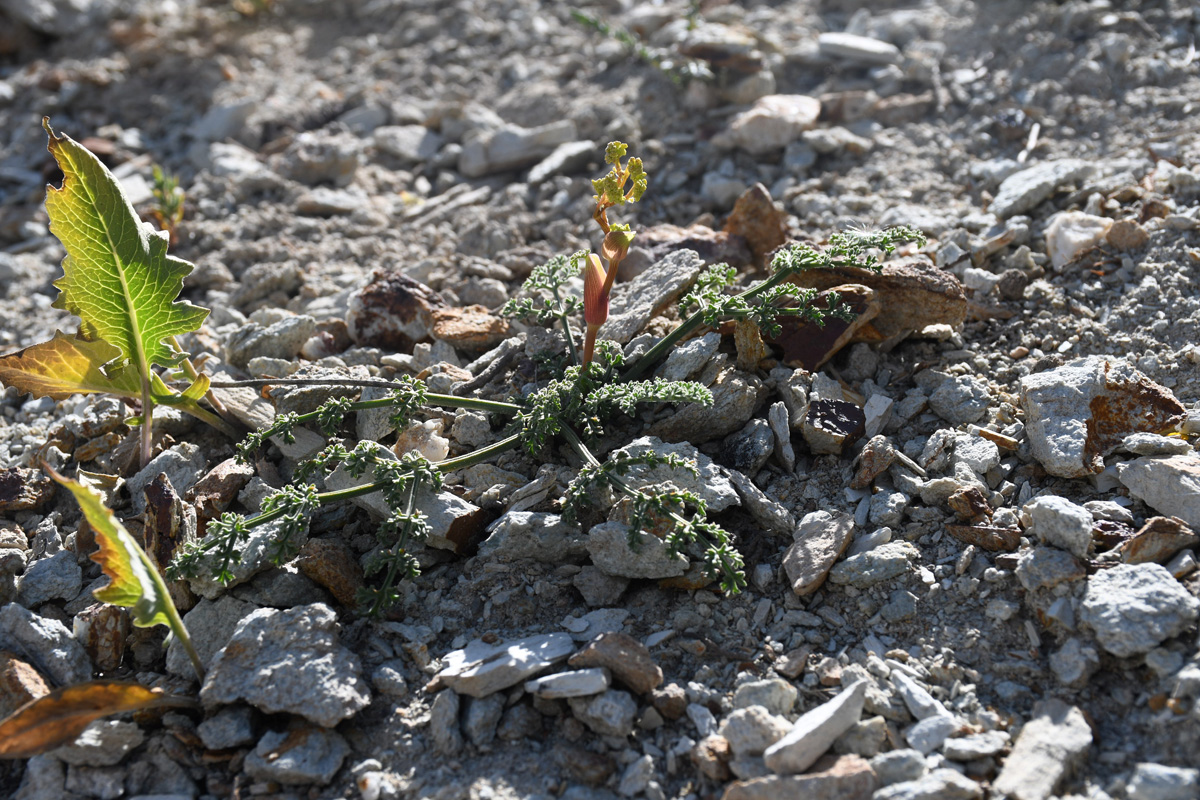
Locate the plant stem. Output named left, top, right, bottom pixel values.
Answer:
left=367, top=476, right=419, bottom=618
left=175, top=400, right=244, bottom=440
left=205, top=378, right=521, bottom=415
left=139, top=376, right=153, bottom=470
left=169, top=336, right=230, bottom=418
left=620, top=268, right=794, bottom=382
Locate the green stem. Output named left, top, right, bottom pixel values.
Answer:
left=175, top=399, right=244, bottom=440
left=169, top=336, right=230, bottom=418
left=139, top=376, right=153, bottom=470
left=560, top=313, right=579, bottom=366
left=206, top=379, right=521, bottom=416
left=368, top=477, right=419, bottom=618
left=620, top=268, right=794, bottom=382
left=142, top=546, right=205, bottom=682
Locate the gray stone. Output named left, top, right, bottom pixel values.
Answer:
left=0, top=602, right=91, bottom=685
left=126, top=443, right=206, bottom=516
left=1080, top=563, right=1200, bottom=657
left=587, top=521, right=689, bottom=580
left=462, top=694, right=505, bottom=746
left=197, top=706, right=256, bottom=750
left=64, top=764, right=123, bottom=799
left=194, top=101, right=255, bottom=142
left=525, top=668, right=610, bottom=699
left=437, top=632, right=575, bottom=698
left=713, top=95, right=822, bottom=155
left=827, top=542, right=918, bottom=588
left=992, top=699, right=1092, bottom=800
left=1120, top=433, right=1193, bottom=457
left=278, top=130, right=360, bottom=186
left=16, top=550, right=81, bottom=607
left=561, top=607, right=629, bottom=642
left=528, top=140, right=596, bottom=183
left=991, top=159, right=1094, bottom=218
left=649, top=365, right=764, bottom=444
left=1126, top=763, right=1200, bottom=800
left=477, top=512, right=587, bottom=564
left=783, top=511, right=855, bottom=596
left=833, top=715, right=888, bottom=757
left=606, top=437, right=739, bottom=513
left=459, top=120, right=577, bottom=178
left=0, top=0, right=109, bottom=35
left=604, top=250, right=705, bottom=344
left=725, top=467, right=796, bottom=536
left=244, top=727, right=348, bottom=785
left=768, top=402, right=795, bottom=472
left=568, top=689, right=638, bottom=737
left=762, top=679, right=867, bottom=775
left=167, top=595, right=256, bottom=680
left=818, top=32, right=901, bottom=64
left=429, top=690, right=464, bottom=756
left=1049, top=638, right=1100, bottom=688
left=874, top=768, right=982, bottom=800
left=869, top=491, right=907, bottom=528
left=201, top=603, right=370, bottom=727
left=1015, top=546, right=1085, bottom=592
left=1085, top=500, right=1135, bottom=524
left=617, top=754, right=655, bottom=798
left=374, top=125, right=442, bottom=162
left=573, top=566, right=630, bottom=607
left=928, top=376, right=990, bottom=425
left=225, top=315, right=318, bottom=370
left=14, top=754, right=66, bottom=800
left=371, top=659, right=409, bottom=698
left=718, top=706, right=791, bottom=757
left=1023, top=496, right=1093, bottom=558
left=1119, top=455, right=1200, bottom=529
left=870, top=749, right=927, bottom=786
left=658, top=333, right=720, bottom=381
left=1020, top=357, right=1184, bottom=479
left=720, top=420, right=775, bottom=478
left=450, top=410, right=492, bottom=447
left=943, top=731, right=1010, bottom=761
left=904, top=714, right=957, bottom=755
left=186, top=515, right=310, bottom=599
left=53, top=720, right=143, bottom=767
left=732, top=679, right=798, bottom=716
left=881, top=589, right=919, bottom=622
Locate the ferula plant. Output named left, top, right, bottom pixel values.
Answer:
left=168, top=140, right=922, bottom=616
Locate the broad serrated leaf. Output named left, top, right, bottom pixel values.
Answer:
left=46, top=465, right=177, bottom=630
left=0, top=681, right=191, bottom=759
left=0, top=331, right=142, bottom=400
left=43, top=118, right=207, bottom=376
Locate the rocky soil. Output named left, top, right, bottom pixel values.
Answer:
left=3, top=0, right=1200, bottom=799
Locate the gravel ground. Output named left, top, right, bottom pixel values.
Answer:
left=2, top=1, right=1200, bottom=799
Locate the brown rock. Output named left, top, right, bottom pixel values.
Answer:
left=1106, top=219, right=1150, bottom=251
left=75, top=431, right=123, bottom=463
left=769, top=284, right=879, bottom=371
left=553, top=743, right=614, bottom=785
left=189, top=458, right=256, bottom=522
left=692, top=734, right=733, bottom=781
left=651, top=682, right=688, bottom=720
left=784, top=511, right=855, bottom=596
left=722, top=754, right=878, bottom=800
left=0, top=467, right=54, bottom=512
left=819, top=90, right=880, bottom=123
left=1119, top=516, right=1199, bottom=565
left=74, top=604, right=130, bottom=673
left=851, top=436, right=898, bottom=489
left=786, top=259, right=966, bottom=339
left=297, top=538, right=365, bottom=607
left=945, top=524, right=1020, bottom=552
left=734, top=318, right=771, bottom=371
left=0, top=651, right=50, bottom=718
left=996, top=268, right=1031, bottom=302
left=773, top=646, right=812, bottom=680
left=430, top=305, right=511, bottom=352
left=346, top=269, right=445, bottom=350
left=630, top=223, right=754, bottom=270
left=568, top=632, right=662, bottom=695
left=142, top=473, right=197, bottom=613
left=873, top=92, right=936, bottom=127
left=1092, top=519, right=1136, bottom=551
left=802, top=399, right=866, bottom=455
left=723, top=184, right=790, bottom=266
left=0, top=521, right=28, bottom=551
left=947, top=486, right=992, bottom=521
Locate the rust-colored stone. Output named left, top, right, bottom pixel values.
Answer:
left=1092, top=519, right=1136, bottom=551
left=1119, top=516, right=1199, bottom=565
left=189, top=458, right=256, bottom=522
left=142, top=473, right=197, bottom=613
left=873, top=92, right=936, bottom=126
left=1085, top=364, right=1186, bottom=468
left=296, top=537, right=365, bottom=607
left=786, top=259, right=966, bottom=339
left=346, top=269, right=445, bottom=351
left=430, top=305, right=511, bottom=352
left=75, top=431, right=123, bottom=462
left=0, top=467, right=54, bottom=512
left=734, top=318, right=771, bottom=371
left=948, top=486, right=992, bottom=521
left=723, top=754, right=879, bottom=800
left=851, top=435, right=897, bottom=489
left=568, top=632, right=663, bottom=695
left=1106, top=219, right=1150, bottom=251
left=0, top=651, right=50, bottom=718
left=723, top=183, right=790, bottom=267
left=945, top=524, right=1020, bottom=552
left=74, top=604, right=130, bottom=673
left=769, top=284, right=879, bottom=370
left=691, top=734, right=732, bottom=781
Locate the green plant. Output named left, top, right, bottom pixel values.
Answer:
left=571, top=10, right=714, bottom=84
left=0, top=120, right=238, bottom=468
left=149, top=164, right=185, bottom=244
left=170, top=141, right=922, bottom=615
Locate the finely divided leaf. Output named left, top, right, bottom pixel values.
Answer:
left=42, top=118, right=207, bottom=376
left=46, top=466, right=176, bottom=630
left=0, top=331, right=142, bottom=400
left=0, top=681, right=190, bottom=759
